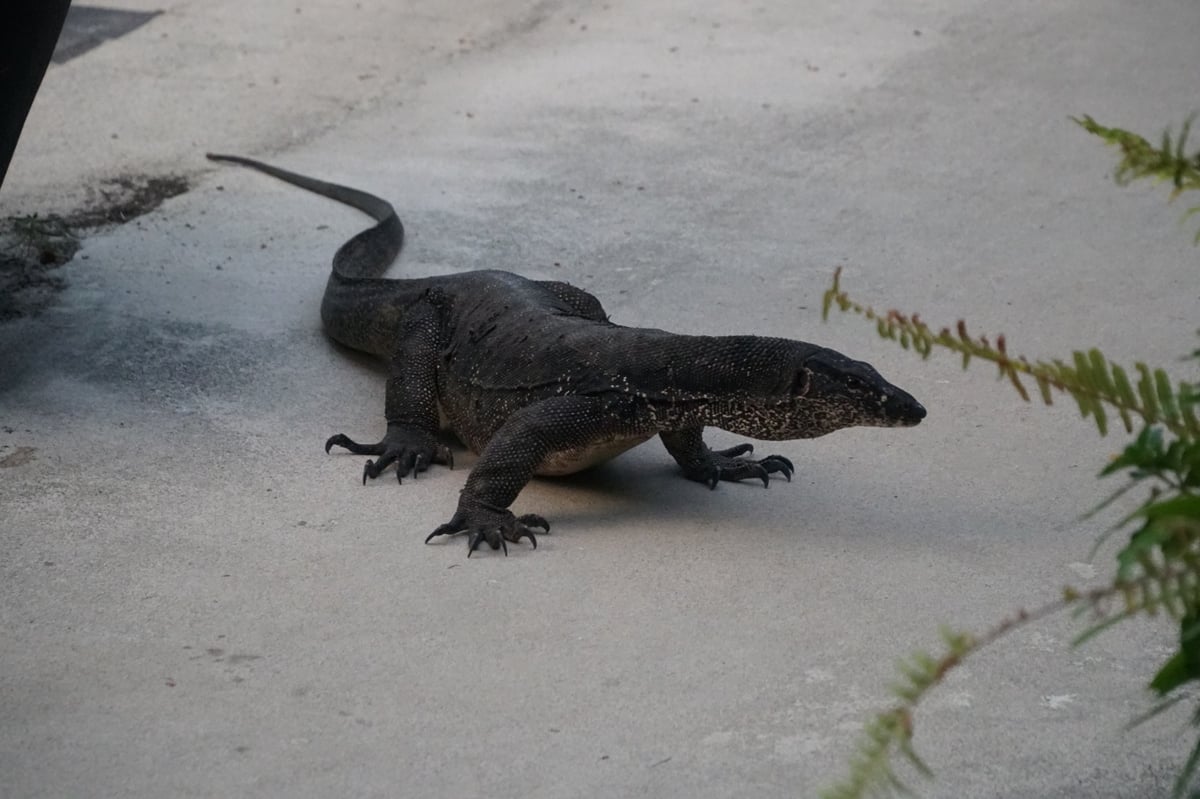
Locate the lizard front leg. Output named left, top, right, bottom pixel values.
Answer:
left=325, top=302, right=453, bottom=483
left=426, top=395, right=634, bottom=556
left=660, top=427, right=793, bottom=489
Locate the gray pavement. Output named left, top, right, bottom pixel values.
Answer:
left=2, top=1, right=1199, bottom=797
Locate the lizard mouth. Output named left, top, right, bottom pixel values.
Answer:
left=883, top=392, right=927, bottom=426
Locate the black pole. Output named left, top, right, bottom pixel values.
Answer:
left=0, top=0, right=73, bottom=190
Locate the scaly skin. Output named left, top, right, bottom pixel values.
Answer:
left=207, top=153, right=927, bottom=557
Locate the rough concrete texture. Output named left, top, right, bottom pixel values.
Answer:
left=2, top=1, right=1198, bottom=797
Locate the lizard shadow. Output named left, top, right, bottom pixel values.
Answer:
left=522, top=453, right=802, bottom=531
left=325, top=340, right=382, bottom=373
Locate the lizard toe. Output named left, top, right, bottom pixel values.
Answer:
left=706, top=467, right=721, bottom=490
left=425, top=514, right=466, bottom=543
left=430, top=500, right=545, bottom=557
left=332, top=424, right=452, bottom=485
left=467, top=527, right=506, bottom=557
left=363, top=449, right=402, bottom=483
left=516, top=514, right=550, bottom=533
left=682, top=445, right=795, bottom=488
left=506, top=520, right=539, bottom=550
left=327, top=433, right=382, bottom=456
left=398, top=450, right=420, bottom=480
left=760, top=455, right=794, bottom=481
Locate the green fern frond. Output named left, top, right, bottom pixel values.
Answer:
left=827, top=557, right=1200, bottom=799
left=824, top=113, right=1200, bottom=799
left=822, top=612, right=1047, bottom=799
left=1072, top=114, right=1200, bottom=241
left=1173, top=734, right=1200, bottom=799
left=1073, top=114, right=1200, bottom=190
left=1186, top=206, right=1200, bottom=245
left=1073, top=547, right=1200, bottom=645
left=821, top=269, right=1196, bottom=441
left=822, top=709, right=919, bottom=799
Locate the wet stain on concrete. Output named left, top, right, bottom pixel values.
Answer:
left=80, top=317, right=278, bottom=403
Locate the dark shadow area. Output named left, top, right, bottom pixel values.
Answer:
left=52, top=5, right=161, bottom=65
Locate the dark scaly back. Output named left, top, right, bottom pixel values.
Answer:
left=206, top=153, right=414, bottom=355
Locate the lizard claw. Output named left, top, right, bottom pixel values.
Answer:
left=689, top=447, right=794, bottom=489
left=467, top=528, right=503, bottom=556
left=759, top=455, right=793, bottom=482
left=713, top=443, right=755, bottom=459
left=517, top=513, right=550, bottom=533
left=426, top=501, right=546, bottom=557
left=425, top=520, right=459, bottom=544
left=326, top=424, right=452, bottom=484
left=325, top=433, right=359, bottom=454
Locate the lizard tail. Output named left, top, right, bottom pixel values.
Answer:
left=206, top=153, right=403, bottom=279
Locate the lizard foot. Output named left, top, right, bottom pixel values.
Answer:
left=325, top=424, right=454, bottom=484
left=424, top=498, right=548, bottom=557
left=687, top=444, right=794, bottom=489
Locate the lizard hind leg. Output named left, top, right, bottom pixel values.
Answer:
left=325, top=423, right=454, bottom=484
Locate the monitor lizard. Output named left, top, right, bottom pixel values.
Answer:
left=207, top=153, right=927, bottom=556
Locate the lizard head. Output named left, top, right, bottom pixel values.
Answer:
left=664, top=336, right=925, bottom=440
left=785, top=347, right=926, bottom=436
left=714, top=342, right=926, bottom=440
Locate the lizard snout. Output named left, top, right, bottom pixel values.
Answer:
left=885, top=391, right=926, bottom=426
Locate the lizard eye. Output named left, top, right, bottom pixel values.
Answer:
left=793, top=368, right=811, bottom=397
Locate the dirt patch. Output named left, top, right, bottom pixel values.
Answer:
left=0, top=172, right=189, bottom=320
left=0, top=446, right=37, bottom=468
left=67, top=173, right=190, bottom=228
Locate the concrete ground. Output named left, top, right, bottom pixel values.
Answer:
left=2, top=1, right=1198, bottom=796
